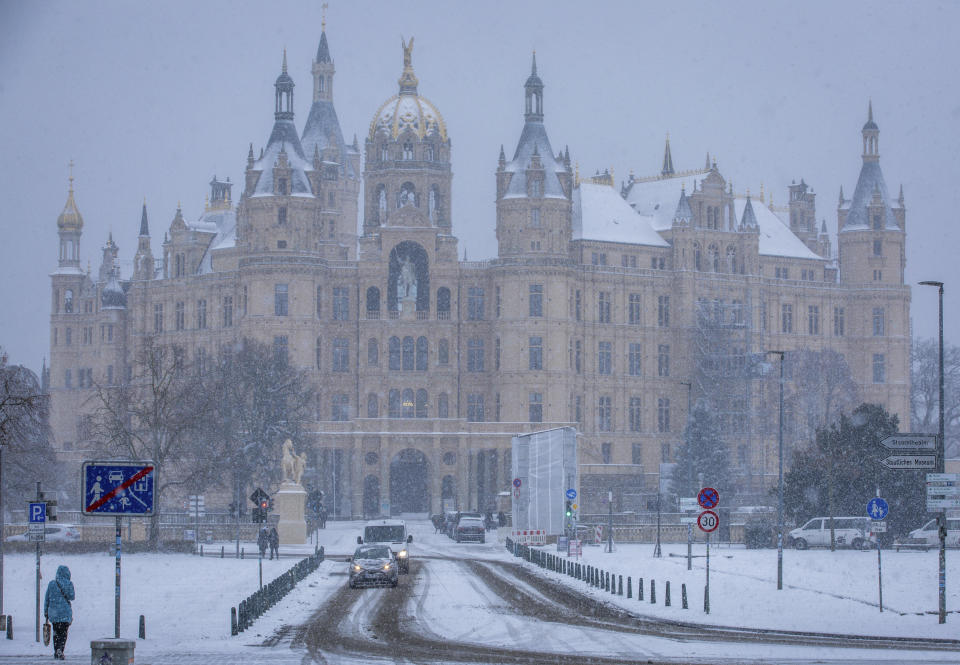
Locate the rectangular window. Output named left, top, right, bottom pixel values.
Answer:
left=495, top=393, right=501, bottom=422
left=65, top=328, right=72, bottom=346
left=495, top=286, right=502, bottom=318
left=598, top=341, right=612, bottom=375
left=332, top=337, right=349, bottom=372
left=661, top=442, right=671, bottom=462
left=628, top=343, right=642, bottom=376
left=575, top=340, right=582, bottom=373
left=467, top=338, right=485, bottom=372
left=591, top=252, right=607, bottom=266
left=597, top=396, right=612, bottom=432
left=575, top=395, right=582, bottom=426
left=528, top=392, right=543, bottom=423
left=628, top=294, right=641, bottom=325
left=531, top=208, right=541, bottom=228
left=629, top=397, right=642, bottom=432
left=781, top=304, right=793, bottom=333
left=65, top=369, right=72, bottom=389
left=529, top=284, right=543, bottom=317
left=601, top=442, right=612, bottom=464
left=632, top=442, right=643, bottom=465
left=834, top=306, right=845, bottom=336
left=106, top=365, right=113, bottom=386
left=872, top=353, right=886, bottom=383
left=439, top=338, right=449, bottom=365
left=529, top=336, right=543, bottom=370
left=197, top=299, right=207, bottom=329
left=333, top=287, right=349, bottom=320
left=332, top=394, right=350, bottom=421
left=467, top=287, right=485, bottom=320
left=223, top=296, right=233, bottom=327
left=657, top=397, right=670, bottom=433
left=598, top=292, right=611, bottom=323
left=658, top=295, right=670, bottom=327
left=278, top=206, right=287, bottom=226
left=575, top=290, right=582, bottom=321
left=175, top=301, right=185, bottom=331
left=872, top=307, right=885, bottom=336
left=274, top=284, right=289, bottom=317
left=873, top=239, right=882, bottom=256
left=657, top=344, right=670, bottom=377
left=467, top=394, right=485, bottom=422
left=807, top=305, right=819, bottom=335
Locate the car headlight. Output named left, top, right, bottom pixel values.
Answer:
left=397, top=550, right=408, bottom=558
left=352, top=564, right=362, bottom=572
left=383, top=563, right=391, bottom=570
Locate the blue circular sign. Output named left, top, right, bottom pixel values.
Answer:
left=513, top=478, right=521, bottom=488
left=566, top=489, right=577, bottom=500
left=866, top=497, right=889, bottom=520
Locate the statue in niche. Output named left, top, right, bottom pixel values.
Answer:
left=378, top=187, right=387, bottom=221
left=429, top=188, right=437, bottom=223
left=399, top=183, right=415, bottom=208
left=398, top=257, right=418, bottom=303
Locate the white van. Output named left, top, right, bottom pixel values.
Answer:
left=904, top=518, right=960, bottom=548
left=358, top=519, right=413, bottom=573
left=788, top=516, right=877, bottom=550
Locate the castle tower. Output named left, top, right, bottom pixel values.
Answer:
left=788, top=179, right=821, bottom=254
left=56, top=165, right=83, bottom=271
left=495, top=54, right=573, bottom=259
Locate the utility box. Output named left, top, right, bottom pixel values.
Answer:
left=90, top=638, right=135, bottom=664
left=511, top=427, right=577, bottom=538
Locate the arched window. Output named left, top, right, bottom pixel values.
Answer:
left=416, top=389, right=428, bottom=418
left=376, top=184, right=386, bottom=224
left=389, top=336, right=401, bottom=370
left=316, top=286, right=322, bottom=319
left=388, top=389, right=401, bottom=417
left=398, top=182, right=416, bottom=208
left=438, top=393, right=449, bottom=418
left=429, top=185, right=441, bottom=224
left=726, top=246, right=737, bottom=274
left=437, top=287, right=451, bottom=318
left=366, top=286, right=381, bottom=316
left=693, top=243, right=702, bottom=271
left=438, top=338, right=449, bottom=365
left=64, top=289, right=74, bottom=313
left=380, top=144, right=389, bottom=162
left=402, top=336, right=415, bottom=370
left=416, top=336, right=428, bottom=371
left=708, top=244, right=719, bottom=272
left=401, top=388, right=415, bottom=418
left=424, top=145, right=434, bottom=161
left=367, top=393, right=379, bottom=418
left=402, top=142, right=414, bottom=160
left=367, top=338, right=379, bottom=366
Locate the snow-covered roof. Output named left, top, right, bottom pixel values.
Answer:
left=573, top=183, right=669, bottom=247
left=302, top=99, right=355, bottom=178
left=503, top=120, right=567, bottom=200
left=250, top=119, right=314, bottom=197
left=735, top=198, right=822, bottom=260
left=196, top=208, right=237, bottom=274
left=841, top=160, right=899, bottom=231
left=622, top=172, right=708, bottom=230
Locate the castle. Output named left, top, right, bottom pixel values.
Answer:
left=48, top=28, right=910, bottom=518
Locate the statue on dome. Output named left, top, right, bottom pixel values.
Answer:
left=402, top=36, right=414, bottom=67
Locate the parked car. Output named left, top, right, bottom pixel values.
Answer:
left=898, top=517, right=960, bottom=550
left=348, top=544, right=398, bottom=588
left=6, top=524, right=81, bottom=542
left=448, top=511, right=483, bottom=538
left=357, top=519, right=412, bottom=573
left=455, top=516, right=486, bottom=543
left=788, top=516, right=876, bottom=550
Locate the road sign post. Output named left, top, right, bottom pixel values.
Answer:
left=867, top=496, right=888, bottom=613
left=81, top=461, right=157, bottom=639
left=697, top=488, right=720, bottom=615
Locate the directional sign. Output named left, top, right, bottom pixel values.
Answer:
left=927, top=473, right=960, bottom=483
left=698, top=510, right=719, bottom=533
left=927, top=485, right=960, bottom=497
left=513, top=478, right=522, bottom=488
left=927, top=498, right=960, bottom=510
left=566, top=488, right=577, bottom=500
left=28, top=502, right=46, bottom=523
left=879, top=433, right=938, bottom=452
left=879, top=455, right=937, bottom=470
left=680, top=497, right=699, bottom=512
left=866, top=497, right=889, bottom=520
left=697, top=487, right=720, bottom=509
left=82, top=461, right=156, bottom=515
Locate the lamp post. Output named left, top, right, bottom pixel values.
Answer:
left=766, top=350, right=785, bottom=591
left=919, top=280, right=946, bottom=624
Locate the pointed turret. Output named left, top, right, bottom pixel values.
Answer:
left=139, top=201, right=150, bottom=237
left=661, top=134, right=675, bottom=177
left=133, top=201, right=155, bottom=281
left=673, top=184, right=693, bottom=226
left=862, top=100, right=879, bottom=162
left=98, top=232, right=119, bottom=283
left=841, top=102, right=898, bottom=231
left=740, top=193, right=759, bottom=230
left=524, top=52, right=544, bottom=122
left=303, top=25, right=355, bottom=178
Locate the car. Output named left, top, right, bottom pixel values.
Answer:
left=448, top=511, right=483, bottom=539
left=357, top=519, right=412, bottom=573
left=454, top=516, right=485, bottom=543
left=5, top=524, right=81, bottom=542
left=348, top=544, right=398, bottom=588
left=900, top=517, right=960, bottom=549
left=788, top=516, right=877, bottom=550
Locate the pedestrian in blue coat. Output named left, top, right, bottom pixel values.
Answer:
left=44, top=565, right=75, bottom=660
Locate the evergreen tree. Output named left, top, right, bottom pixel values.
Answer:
left=672, top=401, right=731, bottom=498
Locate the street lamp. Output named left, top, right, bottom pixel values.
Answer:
left=919, top=280, right=946, bottom=625
left=766, top=350, right=785, bottom=591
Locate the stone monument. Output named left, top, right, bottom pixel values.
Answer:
left=275, top=439, right=307, bottom=545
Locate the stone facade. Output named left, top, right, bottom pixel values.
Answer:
left=47, top=32, right=910, bottom=518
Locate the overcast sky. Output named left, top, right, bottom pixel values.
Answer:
left=1, top=0, right=958, bottom=373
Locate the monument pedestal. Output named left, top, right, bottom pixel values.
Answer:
left=275, top=481, right=307, bottom=545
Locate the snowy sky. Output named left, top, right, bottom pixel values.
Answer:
left=1, top=0, right=959, bottom=372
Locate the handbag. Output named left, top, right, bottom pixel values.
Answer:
left=43, top=621, right=51, bottom=646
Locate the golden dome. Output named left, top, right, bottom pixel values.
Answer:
left=368, top=92, right=447, bottom=142
left=57, top=168, right=84, bottom=231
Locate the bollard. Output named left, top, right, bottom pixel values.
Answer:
left=611, top=573, right=616, bottom=595
left=238, top=600, right=246, bottom=631
left=627, top=576, right=632, bottom=599
left=139, top=614, right=145, bottom=639
left=241, top=547, right=245, bottom=559
left=200, top=545, right=204, bottom=557
left=665, top=581, right=671, bottom=607
left=231, top=607, right=238, bottom=636
left=704, top=584, right=710, bottom=614
left=681, top=583, right=688, bottom=609
left=319, top=545, right=325, bottom=561
left=618, top=575, right=623, bottom=596
left=650, top=579, right=656, bottom=604
left=5, top=615, right=11, bottom=640
left=221, top=545, right=225, bottom=558
left=638, top=577, right=644, bottom=601
left=605, top=571, right=610, bottom=592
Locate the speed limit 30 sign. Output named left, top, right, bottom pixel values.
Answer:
left=698, top=510, right=719, bottom=533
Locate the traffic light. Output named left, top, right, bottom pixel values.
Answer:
left=252, top=506, right=266, bottom=523
left=565, top=500, right=572, bottom=518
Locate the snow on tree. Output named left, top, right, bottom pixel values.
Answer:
left=672, top=400, right=731, bottom=499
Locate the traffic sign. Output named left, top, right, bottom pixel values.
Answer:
left=698, top=510, right=719, bottom=532
left=680, top=497, right=699, bottom=512
left=927, top=498, right=960, bottom=510
left=879, top=455, right=937, bottom=470
left=82, top=461, right=156, bottom=515
left=866, top=497, right=889, bottom=520
left=250, top=487, right=269, bottom=505
left=926, top=473, right=960, bottom=483
left=871, top=521, right=888, bottom=533
left=28, top=523, right=45, bottom=542
left=927, top=485, right=960, bottom=497
left=572, top=503, right=578, bottom=510
left=513, top=478, right=522, bottom=488
left=697, top=487, right=720, bottom=509
left=566, top=488, right=577, bottom=500
left=28, top=502, right=46, bottom=523
left=879, top=433, right=937, bottom=452
left=680, top=516, right=697, bottom=524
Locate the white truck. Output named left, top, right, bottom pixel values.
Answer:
left=357, top=519, right=413, bottom=573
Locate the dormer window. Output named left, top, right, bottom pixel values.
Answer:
left=530, top=179, right=541, bottom=197
left=278, top=178, right=288, bottom=195
left=872, top=214, right=882, bottom=230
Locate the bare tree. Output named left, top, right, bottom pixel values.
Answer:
left=782, top=349, right=859, bottom=451
left=92, top=338, right=219, bottom=546
left=911, top=338, right=960, bottom=458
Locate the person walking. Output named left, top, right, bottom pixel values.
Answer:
left=44, top=565, right=75, bottom=660
left=257, top=526, right=269, bottom=558
left=269, top=526, right=279, bottom=560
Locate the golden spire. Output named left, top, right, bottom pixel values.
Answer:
left=322, top=2, right=328, bottom=31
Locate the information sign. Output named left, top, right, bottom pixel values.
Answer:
left=698, top=510, right=719, bottom=532
left=82, top=461, right=156, bottom=515
left=870, top=521, right=888, bottom=533
left=927, top=485, right=960, bottom=497
left=927, top=498, right=960, bottom=510
left=879, top=455, right=937, bottom=470
left=926, top=473, right=960, bottom=483
left=565, top=488, right=577, bottom=500
left=680, top=497, right=699, bottom=512
left=697, top=487, right=720, bottom=509
left=879, top=433, right=937, bottom=451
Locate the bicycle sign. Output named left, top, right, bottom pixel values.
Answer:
left=697, top=487, right=720, bottom=509
left=698, top=510, right=719, bottom=533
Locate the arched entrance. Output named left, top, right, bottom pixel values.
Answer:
left=362, top=475, right=380, bottom=519
left=389, top=448, right=429, bottom=514
left=441, top=475, right=457, bottom=511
